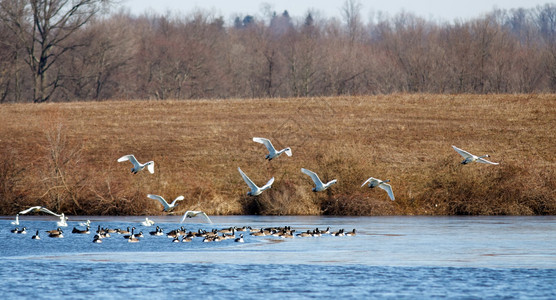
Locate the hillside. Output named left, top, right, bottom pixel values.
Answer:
left=1, top=94, right=555, bottom=216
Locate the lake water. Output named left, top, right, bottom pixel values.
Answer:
left=1, top=215, right=555, bottom=299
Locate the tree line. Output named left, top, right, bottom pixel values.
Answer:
left=1, top=0, right=556, bottom=103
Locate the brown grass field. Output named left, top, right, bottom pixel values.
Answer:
left=0, top=94, right=555, bottom=216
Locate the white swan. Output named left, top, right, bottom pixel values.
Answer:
left=11, top=214, right=19, bottom=225
left=361, top=177, right=395, bottom=201
left=18, top=206, right=68, bottom=227
left=147, top=194, right=185, bottom=212
left=117, top=154, right=154, bottom=174
left=180, top=211, right=212, bottom=224
left=252, top=137, right=292, bottom=160
left=301, top=168, right=337, bottom=192
left=141, top=217, right=155, bottom=226
left=238, top=167, right=275, bottom=196
left=452, top=146, right=499, bottom=165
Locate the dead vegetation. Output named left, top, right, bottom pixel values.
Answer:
left=0, top=94, right=555, bottom=216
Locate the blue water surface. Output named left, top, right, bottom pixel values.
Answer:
left=1, top=215, right=555, bottom=299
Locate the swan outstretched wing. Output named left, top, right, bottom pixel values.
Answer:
left=284, top=148, right=292, bottom=156
left=379, top=183, right=395, bottom=201
left=238, top=167, right=259, bottom=191
left=147, top=194, right=170, bottom=210
left=146, top=162, right=155, bottom=174
left=170, top=196, right=185, bottom=206
left=19, top=206, right=63, bottom=218
left=253, top=137, right=276, bottom=155
left=477, top=157, right=499, bottom=165
left=196, top=212, right=212, bottom=224
left=301, top=168, right=324, bottom=188
left=261, top=177, right=275, bottom=190
left=39, top=207, right=63, bottom=218
left=180, top=211, right=212, bottom=224
left=118, top=154, right=139, bottom=166
left=361, top=177, right=378, bottom=187
left=452, top=146, right=473, bottom=159
left=19, top=206, right=43, bottom=215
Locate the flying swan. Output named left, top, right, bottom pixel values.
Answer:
left=361, top=177, right=395, bottom=201
left=238, top=167, right=275, bottom=196
left=301, top=168, right=337, bottom=192
left=19, top=206, right=68, bottom=227
left=252, top=137, right=292, bottom=160
left=180, top=211, right=212, bottom=224
left=117, top=154, right=155, bottom=174
left=147, top=194, right=185, bottom=212
left=452, top=146, right=499, bottom=165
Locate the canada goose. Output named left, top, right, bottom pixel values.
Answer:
left=119, top=227, right=133, bottom=235
left=127, top=228, right=139, bottom=243
left=92, top=235, right=103, bottom=243
left=18, top=206, right=68, bottom=227
left=345, top=229, right=357, bottom=236
left=301, top=168, right=337, bottom=192
left=452, top=145, right=499, bottom=165
left=219, top=227, right=233, bottom=234
left=297, top=230, right=313, bottom=237
left=32, top=230, right=40, bottom=240
left=180, top=211, right=212, bottom=224
left=10, top=228, right=19, bottom=233
left=72, top=226, right=90, bottom=234
left=17, top=227, right=27, bottom=234
left=141, top=217, right=155, bottom=226
left=79, top=220, right=91, bottom=227
left=195, top=229, right=207, bottom=237
left=48, top=230, right=64, bottom=238
left=46, top=228, right=62, bottom=235
left=320, top=227, right=331, bottom=234
left=181, top=236, right=192, bottom=242
left=166, top=228, right=181, bottom=238
left=238, top=167, right=275, bottom=196
left=124, top=229, right=142, bottom=239
left=250, top=229, right=266, bottom=236
left=333, top=229, right=345, bottom=237
left=252, top=137, right=292, bottom=160
left=149, top=226, right=163, bottom=236
left=234, top=234, right=245, bottom=243
left=117, top=154, right=154, bottom=174
left=362, top=177, right=395, bottom=201
left=95, top=226, right=110, bottom=238
left=11, top=214, right=19, bottom=225
left=280, top=231, right=295, bottom=238
left=147, top=194, right=185, bottom=212
left=172, top=236, right=180, bottom=243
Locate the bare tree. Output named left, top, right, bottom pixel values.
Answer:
left=342, top=0, right=363, bottom=45
left=0, top=0, right=111, bottom=103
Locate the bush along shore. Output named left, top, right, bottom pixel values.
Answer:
left=0, top=94, right=555, bottom=216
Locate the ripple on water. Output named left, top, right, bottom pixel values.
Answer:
left=1, top=216, right=555, bottom=298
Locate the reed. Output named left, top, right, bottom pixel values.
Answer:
left=0, top=94, right=554, bottom=216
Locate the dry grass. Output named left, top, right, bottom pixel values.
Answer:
left=0, top=94, right=555, bottom=216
